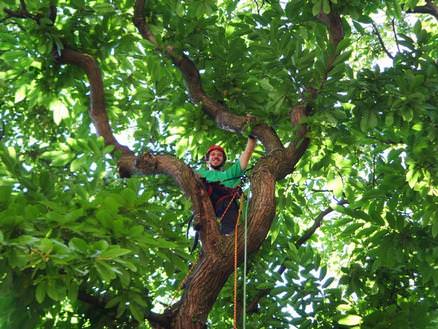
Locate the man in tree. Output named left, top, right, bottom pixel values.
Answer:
left=197, top=136, right=256, bottom=234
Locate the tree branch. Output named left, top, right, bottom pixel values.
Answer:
left=55, top=48, right=214, bottom=241
left=56, top=43, right=228, bottom=329
left=3, top=7, right=39, bottom=21
left=55, top=48, right=222, bottom=250
left=129, top=2, right=316, bottom=327
left=132, top=0, right=283, bottom=153
left=406, top=1, right=438, bottom=21
left=55, top=48, right=133, bottom=156
left=134, top=153, right=222, bottom=254
left=3, top=0, right=41, bottom=22
left=372, top=22, right=394, bottom=60
left=316, top=10, right=345, bottom=83
left=243, top=200, right=348, bottom=317
left=391, top=19, right=401, bottom=53
left=279, top=9, right=345, bottom=177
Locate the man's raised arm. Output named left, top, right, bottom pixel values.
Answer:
left=240, top=136, right=256, bottom=170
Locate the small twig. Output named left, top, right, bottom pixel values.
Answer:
left=371, top=22, right=394, bottom=59
left=391, top=19, right=401, bottom=53
left=253, top=0, right=261, bottom=14
left=311, top=188, right=333, bottom=193
left=295, top=199, right=348, bottom=247
left=3, top=6, right=41, bottom=23
left=243, top=199, right=348, bottom=317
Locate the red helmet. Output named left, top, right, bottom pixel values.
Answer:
left=205, top=145, right=227, bottom=162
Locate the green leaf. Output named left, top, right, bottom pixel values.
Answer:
left=70, top=157, right=88, bottom=172
left=129, top=303, right=144, bottom=322
left=288, top=242, right=298, bottom=259
left=69, top=238, right=89, bottom=253
left=352, top=21, right=365, bottom=33
left=105, top=296, right=122, bottom=309
left=67, top=281, right=79, bottom=302
left=131, top=293, right=148, bottom=307
left=312, top=0, right=322, bottom=16
left=360, top=112, right=368, bottom=131
left=35, top=281, right=46, bottom=304
left=116, top=301, right=126, bottom=318
left=432, top=220, right=438, bottom=238
left=46, top=280, right=65, bottom=301
left=322, top=277, right=334, bottom=288
left=14, top=85, right=26, bottom=103
left=137, top=234, right=178, bottom=249
left=95, top=260, right=117, bottom=281
left=38, top=238, right=53, bottom=254
left=338, top=314, right=362, bottom=326
left=385, top=113, right=394, bottom=126
left=50, top=99, right=69, bottom=125
left=333, top=50, right=352, bottom=66
left=322, top=0, right=330, bottom=14
left=368, top=112, right=377, bottom=129
left=8, top=250, right=28, bottom=268
left=99, top=247, right=132, bottom=259
left=337, top=304, right=352, bottom=312
left=94, top=240, right=110, bottom=251
left=176, top=3, right=184, bottom=16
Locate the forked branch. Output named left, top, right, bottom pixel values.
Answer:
left=55, top=46, right=222, bottom=250
left=372, top=22, right=394, bottom=59
left=132, top=0, right=283, bottom=153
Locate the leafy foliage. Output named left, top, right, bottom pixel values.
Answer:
left=1, top=0, right=438, bottom=328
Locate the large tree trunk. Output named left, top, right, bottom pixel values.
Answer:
left=146, top=162, right=279, bottom=329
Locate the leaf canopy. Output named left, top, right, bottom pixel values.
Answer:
left=1, top=0, right=438, bottom=328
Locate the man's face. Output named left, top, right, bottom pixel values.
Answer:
left=207, top=150, right=224, bottom=169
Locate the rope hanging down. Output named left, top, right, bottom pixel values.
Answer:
left=233, top=193, right=244, bottom=329
left=242, top=191, right=250, bottom=329
left=233, top=192, right=250, bottom=329
left=183, top=169, right=253, bottom=327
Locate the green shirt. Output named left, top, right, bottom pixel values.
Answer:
left=197, top=160, right=243, bottom=188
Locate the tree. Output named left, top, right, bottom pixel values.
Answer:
left=0, top=0, right=437, bottom=328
